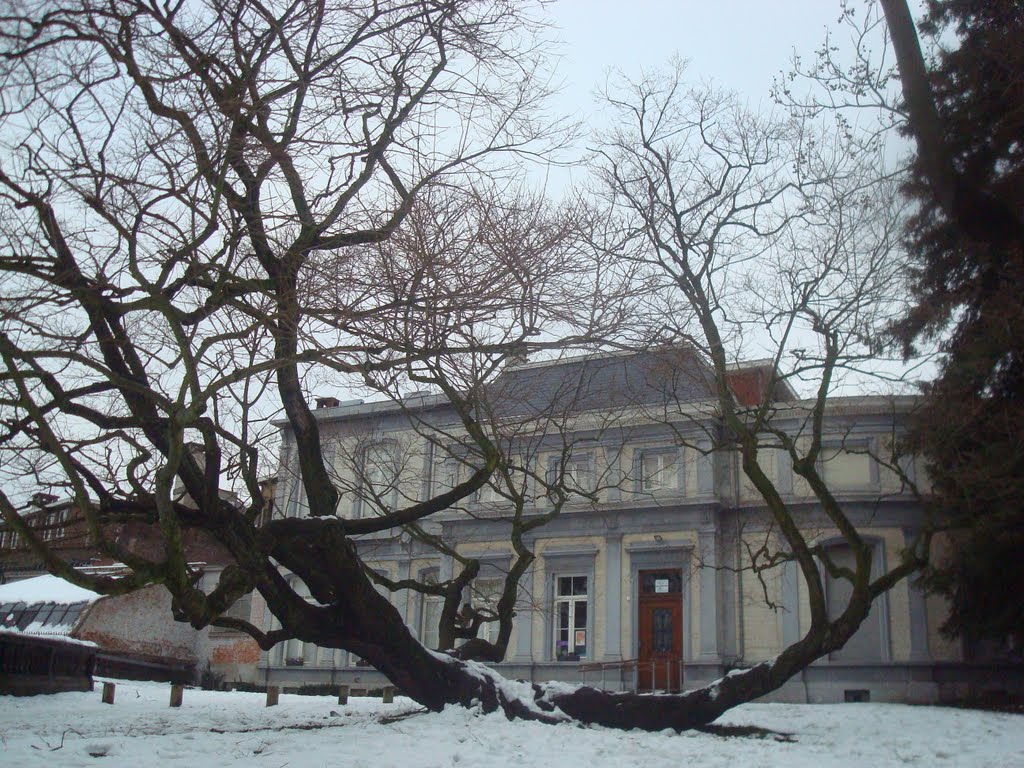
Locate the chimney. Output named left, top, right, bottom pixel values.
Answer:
left=174, top=442, right=207, bottom=504
left=315, top=396, right=341, bottom=409
left=31, top=492, right=58, bottom=508
left=506, top=352, right=530, bottom=369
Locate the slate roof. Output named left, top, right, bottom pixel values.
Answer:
left=488, top=347, right=720, bottom=417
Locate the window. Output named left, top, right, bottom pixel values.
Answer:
left=363, top=443, right=400, bottom=513
left=638, top=449, right=680, bottom=492
left=434, top=456, right=460, bottom=496
left=42, top=512, right=56, bottom=542
left=284, top=480, right=307, bottom=518
left=820, top=444, right=875, bottom=490
left=477, top=481, right=502, bottom=504
left=224, top=592, right=253, bottom=624
left=553, top=575, right=588, bottom=660
left=565, top=454, right=594, bottom=493
left=284, top=636, right=304, bottom=665
left=318, top=644, right=341, bottom=667
left=471, top=577, right=504, bottom=645
left=283, top=580, right=312, bottom=665
left=419, top=571, right=443, bottom=650
left=547, top=453, right=595, bottom=500
left=823, top=543, right=886, bottom=661
left=640, top=570, right=683, bottom=595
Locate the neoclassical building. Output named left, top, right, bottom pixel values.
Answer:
left=248, top=348, right=987, bottom=703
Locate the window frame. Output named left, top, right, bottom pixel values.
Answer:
left=634, top=446, right=683, bottom=495
left=359, top=441, right=402, bottom=516
left=816, top=438, right=880, bottom=492
left=552, top=574, right=590, bottom=661
left=546, top=451, right=596, bottom=502
left=541, top=548, right=597, bottom=662
left=418, top=568, right=443, bottom=650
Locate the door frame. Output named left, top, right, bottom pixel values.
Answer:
left=628, top=545, right=692, bottom=664
left=637, top=587, right=684, bottom=691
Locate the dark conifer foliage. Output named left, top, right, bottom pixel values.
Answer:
left=891, top=0, right=1024, bottom=647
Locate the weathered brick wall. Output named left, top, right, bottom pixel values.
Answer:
left=75, top=586, right=199, bottom=663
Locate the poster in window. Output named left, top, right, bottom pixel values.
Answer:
left=574, top=629, right=586, bottom=648
left=655, top=578, right=669, bottom=593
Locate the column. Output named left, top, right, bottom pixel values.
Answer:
left=904, top=529, right=931, bottom=661
left=603, top=534, right=623, bottom=660
left=697, top=528, right=721, bottom=660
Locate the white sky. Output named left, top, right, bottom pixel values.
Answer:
left=530, top=0, right=909, bottom=200
left=547, top=0, right=844, bottom=111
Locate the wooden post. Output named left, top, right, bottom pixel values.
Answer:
left=382, top=685, right=394, bottom=704
left=169, top=683, right=184, bottom=708
left=101, top=681, right=115, bottom=705
left=337, top=684, right=349, bottom=705
left=266, top=686, right=279, bottom=707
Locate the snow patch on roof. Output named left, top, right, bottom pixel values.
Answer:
left=0, top=574, right=101, bottom=605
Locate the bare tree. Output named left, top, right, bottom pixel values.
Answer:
left=0, top=0, right=934, bottom=731
left=0, top=0, right=598, bottom=716
left=539, top=63, right=932, bottom=726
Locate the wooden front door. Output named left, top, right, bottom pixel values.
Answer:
left=637, top=569, right=683, bottom=692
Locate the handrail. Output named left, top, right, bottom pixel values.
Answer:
left=577, top=657, right=683, bottom=693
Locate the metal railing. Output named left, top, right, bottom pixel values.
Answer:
left=577, top=658, right=684, bottom=693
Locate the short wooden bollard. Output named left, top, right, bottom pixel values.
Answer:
left=266, top=686, right=280, bottom=707
left=382, top=686, right=394, bottom=704
left=337, top=685, right=349, bottom=705
left=101, top=681, right=115, bottom=705
left=169, top=684, right=184, bottom=708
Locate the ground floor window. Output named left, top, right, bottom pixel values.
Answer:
left=420, top=571, right=443, bottom=650
left=472, top=578, right=504, bottom=646
left=554, top=575, right=588, bottom=660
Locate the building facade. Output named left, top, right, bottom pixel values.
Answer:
left=247, top=348, right=1011, bottom=703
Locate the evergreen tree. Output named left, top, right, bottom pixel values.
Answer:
left=888, top=0, right=1024, bottom=648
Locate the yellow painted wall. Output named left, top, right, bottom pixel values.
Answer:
left=738, top=534, right=783, bottom=662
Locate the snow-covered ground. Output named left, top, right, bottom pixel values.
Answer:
left=1, top=679, right=1021, bottom=767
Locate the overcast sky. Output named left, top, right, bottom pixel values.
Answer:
left=529, top=0, right=887, bottom=194
left=546, top=0, right=846, bottom=114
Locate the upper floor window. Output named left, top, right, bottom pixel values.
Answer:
left=638, top=448, right=681, bottom=493
left=819, top=443, right=876, bottom=491
left=548, top=452, right=595, bottom=499
left=224, top=591, right=253, bottom=625
left=477, top=481, right=503, bottom=505
left=433, top=456, right=461, bottom=496
left=362, top=442, right=400, bottom=513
